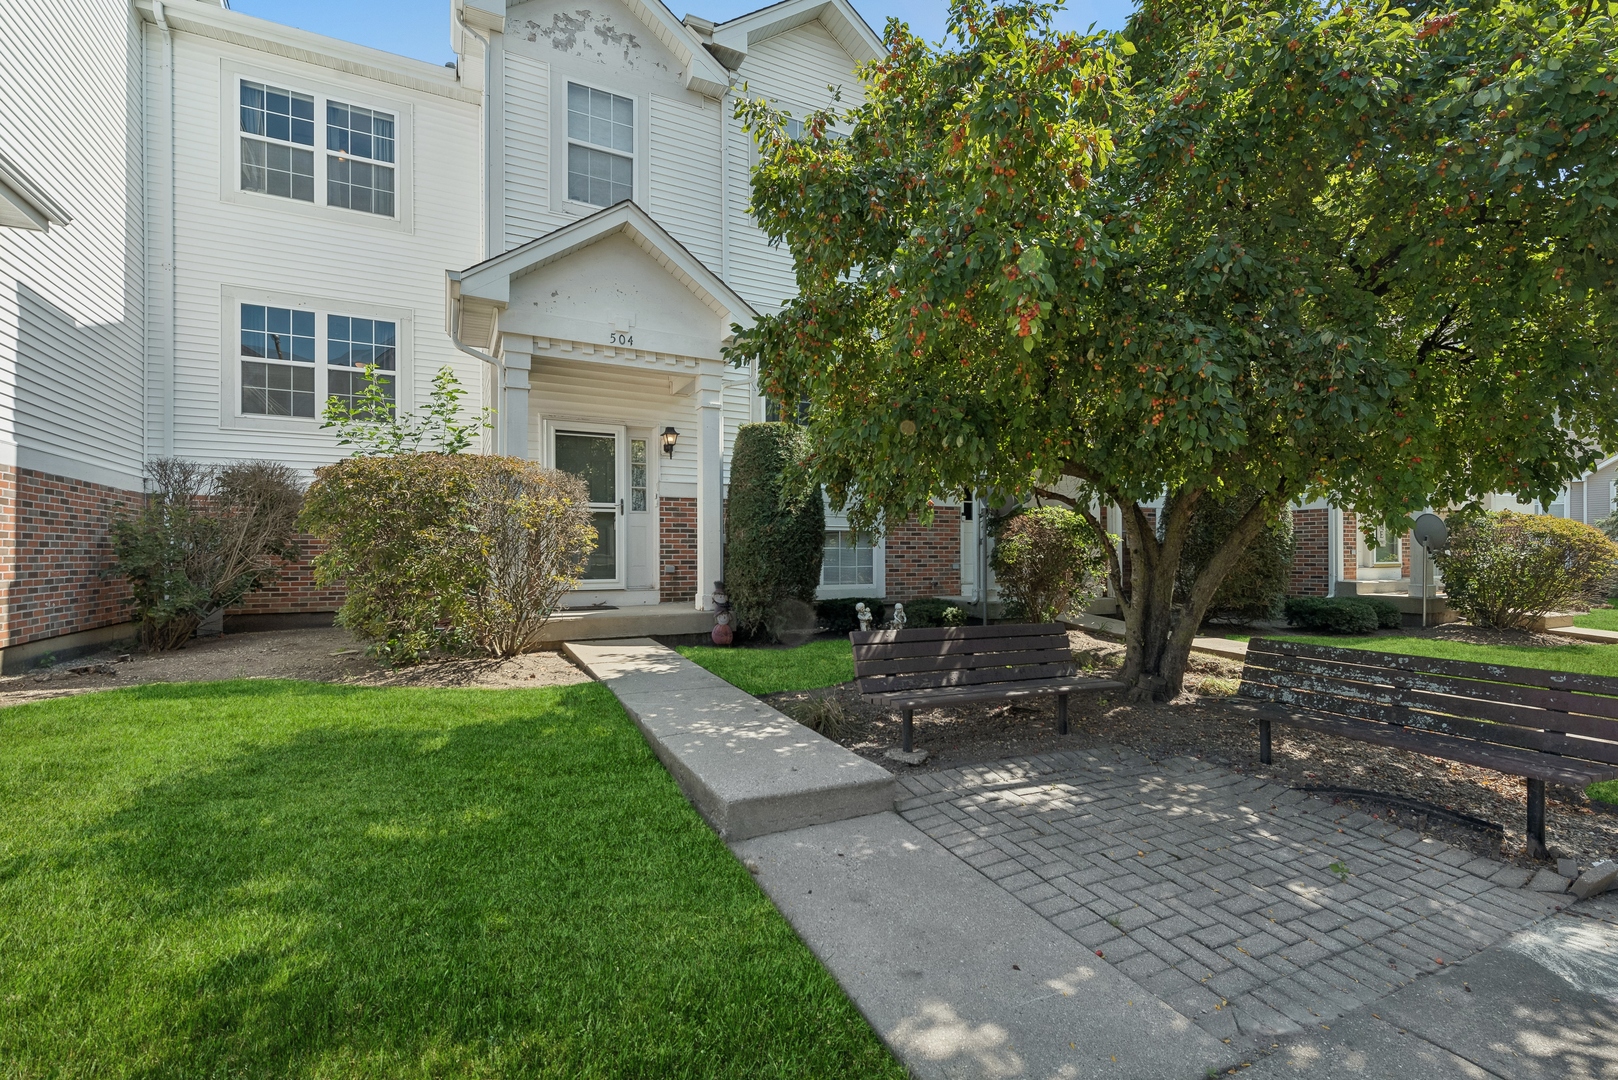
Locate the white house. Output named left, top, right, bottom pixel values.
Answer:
left=0, top=0, right=974, bottom=668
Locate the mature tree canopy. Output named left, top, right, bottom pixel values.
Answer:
left=729, top=0, right=1618, bottom=696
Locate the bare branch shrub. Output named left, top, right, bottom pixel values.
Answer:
left=109, top=459, right=303, bottom=650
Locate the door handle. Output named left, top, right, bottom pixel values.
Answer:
left=619, top=499, right=624, bottom=515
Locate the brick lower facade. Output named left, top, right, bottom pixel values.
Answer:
left=659, top=496, right=698, bottom=603
left=1341, top=511, right=1357, bottom=583
left=1288, top=507, right=1330, bottom=597
left=884, top=512, right=960, bottom=600
left=224, top=534, right=345, bottom=615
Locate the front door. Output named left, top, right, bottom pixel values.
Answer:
left=552, top=426, right=623, bottom=588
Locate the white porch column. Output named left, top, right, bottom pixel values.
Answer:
left=1328, top=506, right=1343, bottom=598
left=501, top=350, right=531, bottom=459
left=695, top=370, right=724, bottom=610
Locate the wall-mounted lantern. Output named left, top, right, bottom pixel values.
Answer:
left=661, top=427, right=679, bottom=458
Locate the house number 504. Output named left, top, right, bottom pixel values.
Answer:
left=609, top=331, right=634, bottom=346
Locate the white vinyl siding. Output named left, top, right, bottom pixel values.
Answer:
left=649, top=95, right=721, bottom=269
left=503, top=53, right=553, bottom=248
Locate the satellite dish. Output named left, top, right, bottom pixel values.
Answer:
left=1412, top=512, right=1449, bottom=552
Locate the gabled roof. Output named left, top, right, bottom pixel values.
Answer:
left=711, top=0, right=883, bottom=65
left=450, top=200, right=756, bottom=327
left=0, top=148, right=70, bottom=232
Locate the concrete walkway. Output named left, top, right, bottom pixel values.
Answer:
left=571, top=638, right=1609, bottom=1079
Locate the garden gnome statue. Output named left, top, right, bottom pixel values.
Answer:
left=855, top=602, right=873, bottom=632
left=711, top=581, right=734, bottom=646
left=891, top=603, right=907, bottom=630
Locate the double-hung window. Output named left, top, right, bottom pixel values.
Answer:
left=327, top=102, right=396, bottom=216
left=240, top=81, right=315, bottom=201
left=566, top=83, right=633, bottom=207
left=326, top=315, right=396, bottom=415
left=237, top=303, right=397, bottom=421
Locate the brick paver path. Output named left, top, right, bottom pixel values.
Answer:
left=895, top=747, right=1564, bottom=1041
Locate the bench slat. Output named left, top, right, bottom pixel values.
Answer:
left=1239, top=677, right=1618, bottom=765
left=852, top=632, right=1068, bottom=663
left=868, top=677, right=1125, bottom=710
left=859, top=661, right=1077, bottom=695
left=1242, top=658, right=1618, bottom=750
left=853, top=647, right=1074, bottom=678
left=1246, top=647, right=1618, bottom=726
left=851, top=622, right=1065, bottom=645
left=1249, top=637, right=1618, bottom=700
left=1236, top=702, right=1618, bottom=786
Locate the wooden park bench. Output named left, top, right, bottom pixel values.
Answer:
left=850, top=623, right=1125, bottom=753
left=1237, top=637, right=1618, bottom=857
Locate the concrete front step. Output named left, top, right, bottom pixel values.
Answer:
left=535, top=603, right=713, bottom=645
left=564, top=639, right=894, bottom=841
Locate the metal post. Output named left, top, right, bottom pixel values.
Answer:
left=902, top=709, right=914, bottom=753
left=979, top=492, right=989, bottom=626
left=1526, top=778, right=1547, bottom=858
left=1422, top=542, right=1429, bottom=628
left=1259, top=718, right=1272, bottom=765
left=1057, top=694, right=1069, bottom=736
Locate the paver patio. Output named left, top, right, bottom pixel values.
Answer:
left=894, top=748, right=1567, bottom=1042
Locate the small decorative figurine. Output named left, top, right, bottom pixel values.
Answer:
left=855, top=602, right=873, bottom=632
left=711, top=580, right=734, bottom=645
left=890, top=603, right=907, bottom=630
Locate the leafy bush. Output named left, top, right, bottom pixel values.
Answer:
left=817, top=597, right=885, bottom=633
left=1283, top=596, right=1394, bottom=634
left=109, top=459, right=303, bottom=650
left=1433, top=511, right=1618, bottom=629
left=899, top=597, right=969, bottom=628
left=322, top=365, right=488, bottom=455
left=990, top=507, right=1108, bottom=623
left=1176, top=490, right=1295, bottom=623
left=725, top=423, right=824, bottom=640
left=302, top=454, right=594, bottom=662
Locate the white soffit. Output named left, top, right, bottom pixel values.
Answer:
left=0, top=149, right=70, bottom=232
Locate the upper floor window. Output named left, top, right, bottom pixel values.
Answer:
left=327, top=102, right=396, bottom=216
left=240, top=82, right=315, bottom=202
left=566, top=83, right=632, bottom=207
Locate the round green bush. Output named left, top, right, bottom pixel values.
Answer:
left=1433, top=510, right=1618, bottom=629
left=1177, top=491, right=1295, bottom=624
left=990, top=507, right=1107, bottom=623
left=725, top=423, right=825, bottom=640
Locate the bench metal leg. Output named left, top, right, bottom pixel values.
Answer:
left=902, top=709, right=914, bottom=753
left=1526, top=778, right=1548, bottom=859
left=1057, top=694, right=1069, bottom=736
left=1259, top=718, right=1272, bottom=765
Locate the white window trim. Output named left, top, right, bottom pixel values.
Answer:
left=555, top=76, right=641, bottom=215
left=218, top=61, right=414, bottom=233
left=217, top=284, right=414, bottom=434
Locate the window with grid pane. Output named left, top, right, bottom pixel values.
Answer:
left=240, top=81, right=315, bottom=202
left=566, top=83, right=632, bottom=206
left=326, top=315, right=396, bottom=415
left=240, top=304, right=316, bottom=416
left=822, top=530, right=874, bottom=586
left=326, top=102, right=396, bottom=216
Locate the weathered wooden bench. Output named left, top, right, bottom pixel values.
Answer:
left=1237, top=637, right=1618, bottom=857
left=851, top=622, right=1125, bottom=752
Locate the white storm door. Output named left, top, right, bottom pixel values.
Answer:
left=551, top=424, right=625, bottom=588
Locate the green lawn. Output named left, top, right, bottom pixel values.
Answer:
left=1572, top=606, right=1618, bottom=631
left=1258, top=632, right=1618, bottom=678
left=0, top=681, right=903, bottom=1079
left=676, top=638, right=855, bottom=695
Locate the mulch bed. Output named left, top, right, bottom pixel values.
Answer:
left=764, top=629, right=1618, bottom=868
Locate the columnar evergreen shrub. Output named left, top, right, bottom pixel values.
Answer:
left=1433, top=511, right=1618, bottom=629
left=725, top=423, right=824, bottom=640
left=1283, top=596, right=1399, bottom=634
left=109, top=459, right=303, bottom=650
left=990, top=507, right=1107, bottom=623
left=302, top=455, right=594, bottom=662
left=1176, top=491, right=1295, bottom=623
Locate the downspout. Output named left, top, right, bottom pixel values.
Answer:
left=155, top=1, right=176, bottom=457
left=448, top=282, right=506, bottom=454
left=452, top=10, right=506, bottom=454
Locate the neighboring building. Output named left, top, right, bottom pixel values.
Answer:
left=0, top=0, right=973, bottom=668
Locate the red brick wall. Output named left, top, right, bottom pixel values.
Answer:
left=225, top=534, right=344, bottom=615
left=1288, top=507, right=1330, bottom=597
left=1341, top=510, right=1357, bottom=583
left=885, top=512, right=960, bottom=600
left=660, top=496, right=698, bottom=603
left=0, top=466, right=140, bottom=648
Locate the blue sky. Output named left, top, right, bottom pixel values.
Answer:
left=229, top=0, right=1136, bottom=67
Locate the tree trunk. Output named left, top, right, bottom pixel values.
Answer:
left=1072, top=487, right=1281, bottom=701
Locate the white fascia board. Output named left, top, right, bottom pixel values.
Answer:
left=713, top=0, right=883, bottom=63
left=0, top=148, right=70, bottom=232
left=455, top=201, right=757, bottom=326
left=132, top=0, right=481, bottom=104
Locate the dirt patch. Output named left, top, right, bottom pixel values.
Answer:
left=764, top=629, right=1618, bottom=867
left=0, top=627, right=590, bottom=708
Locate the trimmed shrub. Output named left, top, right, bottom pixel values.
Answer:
left=817, top=597, right=885, bottom=633
left=1284, top=597, right=1383, bottom=634
left=109, top=459, right=303, bottom=650
left=991, top=507, right=1108, bottom=623
left=1433, top=510, right=1618, bottom=629
left=900, top=597, right=969, bottom=628
left=302, top=454, right=594, bottom=662
left=725, top=423, right=825, bottom=640
left=1176, top=490, right=1295, bottom=623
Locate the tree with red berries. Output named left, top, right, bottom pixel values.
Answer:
left=730, top=0, right=1618, bottom=697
